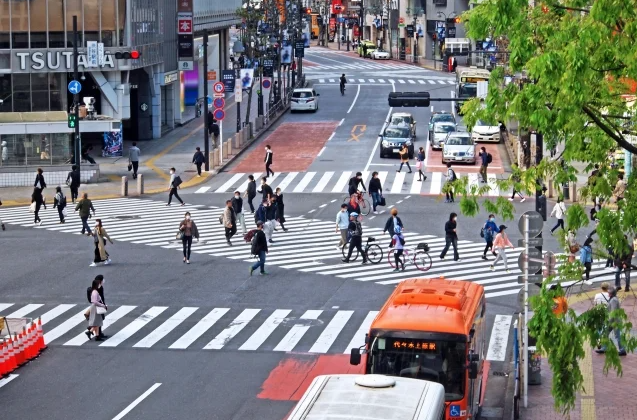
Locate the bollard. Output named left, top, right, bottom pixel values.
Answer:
left=233, top=133, right=241, bottom=149
left=137, top=173, right=144, bottom=195
left=242, top=128, right=248, bottom=144
left=121, top=176, right=128, bottom=196
left=222, top=140, right=229, bottom=159
left=226, top=139, right=233, bottom=156
left=570, top=181, right=577, bottom=202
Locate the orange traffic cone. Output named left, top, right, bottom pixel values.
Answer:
left=36, top=317, right=47, bottom=351
left=5, top=336, right=17, bottom=372
left=25, top=325, right=35, bottom=360
left=0, top=343, right=6, bottom=377
left=15, top=333, right=25, bottom=366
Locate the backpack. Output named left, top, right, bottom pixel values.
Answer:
left=487, top=153, right=493, bottom=164
left=244, top=229, right=257, bottom=243
left=58, top=193, right=67, bottom=209
left=172, top=175, right=183, bottom=188
left=218, top=214, right=224, bottom=224
left=250, top=231, right=259, bottom=255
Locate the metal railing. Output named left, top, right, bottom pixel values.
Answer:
left=264, top=74, right=306, bottom=124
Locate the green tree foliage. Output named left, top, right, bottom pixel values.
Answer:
left=455, top=0, right=637, bottom=413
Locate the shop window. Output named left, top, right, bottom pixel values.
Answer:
left=32, top=73, right=49, bottom=112
left=0, top=73, right=11, bottom=113
left=11, top=33, right=29, bottom=49
left=30, top=32, right=47, bottom=48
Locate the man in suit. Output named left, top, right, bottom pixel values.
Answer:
left=264, top=144, right=274, bottom=177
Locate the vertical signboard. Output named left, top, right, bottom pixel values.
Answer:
left=177, top=0, right=194, bottom=71
left=86, top=41, right=98, bottom=67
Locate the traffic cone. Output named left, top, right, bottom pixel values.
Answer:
left=5, top=336, right=17, bottom=372
left=0, top=343, right=6, bottom=377
left=15, top=333, right=25, bottom=366
left=29, top=324, right=38, bottom=359
left=25, top=325, right=35, bottom=360
left=36, top=317, right=47, bottom=352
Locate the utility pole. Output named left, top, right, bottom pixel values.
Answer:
left=358, top=0, right=364, bottom=43
left=203, top=30, right=210, bottom=171
left=72, top=16, right=81, bottom=171
left=236, top=63, right=241, bottom=132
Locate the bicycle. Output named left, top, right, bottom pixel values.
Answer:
left=341, top=236, right=383, bottom=264
left=343, top=192, right=371, bottom=216
left=388, top=242, right=433, bottom=272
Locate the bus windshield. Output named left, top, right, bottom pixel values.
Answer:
left=458, top=84, right=477, bottom=98
left=368, top=336, right=466, bottom=402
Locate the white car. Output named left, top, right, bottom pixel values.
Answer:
left=429, top=121, right=457, bottom=150
left=471, top=120, right=501, bottom=143
left=371, top=49, right=390, bottom=60
left=290, top=88, right=319, bottom=112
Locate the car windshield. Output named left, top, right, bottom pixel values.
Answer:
left=384, top=127, right=410, bottom=138
left=293, top=91, right=313, bottom=98
left=435, top=124, right=455, bottom=133
left=368, top=336, right=466, bottom=402
left=432, top=114, right=455, bottom=124
left=446, top=136, right=473, bottom=146
left=459, top=84, right=477, bottom=98
left=391, top=116, right=412, bottom=125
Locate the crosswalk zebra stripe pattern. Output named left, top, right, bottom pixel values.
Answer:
left=198, top=171, right=504, bottom=196
left=311, top=78, right=455, bottom=85
left=0, top=303, right=380, bottom=354
left=0, top=197, right=618, bottom=298
left=304, top=62, right=423, bottom=70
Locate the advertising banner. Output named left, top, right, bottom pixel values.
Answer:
left=280, top=45, right=292, bottom=64
left=102, top=124, right=123, bottom=157
left=239, top=69, right=254, bottom=89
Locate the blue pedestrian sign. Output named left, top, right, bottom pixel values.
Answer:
left=206, top=96, right=213, bottom=105
left=68, top=80, right=82, bottom=95
left=449, top=405, right=461, bottom=417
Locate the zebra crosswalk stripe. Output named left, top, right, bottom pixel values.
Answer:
left=133, top=307, right=199, bottom=348
left=203, top=309, right=261, bottom=350
left=169, top=308, right=230, bottom=349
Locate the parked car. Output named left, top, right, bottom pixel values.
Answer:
left=471, top=120, right=501, bottom=143
left=428, top=111, right=456, bottom=132
left=357, top=41, right=377, bottom=57
left=388, top=112, right=416, bottom=138
left=429, top=121, right=457, bottom=150
left=379, top=125, right=415, bottom=159
left=371, top=49, right=390, bottom=59
left=442, top=132, right=476, bottom=164
left=290, top=88, right=319, bottom=112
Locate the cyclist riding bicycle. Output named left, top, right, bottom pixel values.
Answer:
left=339, top=74, right=347, bottom=95
left=348, top=171, right=367, bottom=197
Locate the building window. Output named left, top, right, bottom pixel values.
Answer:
left=0, top=0, right=9, bottom=48
left=32, top=73, right=50, bottom=112
left=30, top=0, right=48, bottom=47
left=0, top=74, right=11, bottom=113
left=13, top=74, right=31, bottom=112
left=49, top=73, right=66, bottom=112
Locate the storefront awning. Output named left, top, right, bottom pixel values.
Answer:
left=0, top=112, right=121, bottom=135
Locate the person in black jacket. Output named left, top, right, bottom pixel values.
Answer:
left=192, top=147, right=206, bottom=176
left=274, top=187, right=288, bottom=232
left=31, top=187, right=46, bottom=225
left=249, top=221, right=269, bottom=276
left=84, top=274, right=107, bottom=340
left=265, top=197, right=277, bottom=243
left=34, top=167, right=46, bottom=190
left=66, top=165, right=81, bottom=203
left=369, top=172, right=383, bottom=214
left=440, top=212, right=460, bottom=261
left=264, top=145, right=274, bottom=177
left=383, top=208, right=404, bottom=248
left=259, top=176, right=274, bottom=202
left=244, top=175, right=257, bottom=213
left=348, top=172, right=366, bottom=196
left=231, top=191, right=246, bottom=235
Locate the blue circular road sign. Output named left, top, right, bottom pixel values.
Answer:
left=213, top=98, right=225, bottom=109
left=206, top=96, right=213, bottom=105
left=213, top=108, right=225, bottom=121
left=67, top=80, right=82, bottom=95
left=263, top=79, right=271, bottom=89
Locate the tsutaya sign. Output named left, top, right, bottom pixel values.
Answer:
left=13, top=50, right=121, bottom=73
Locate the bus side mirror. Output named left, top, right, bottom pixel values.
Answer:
left=350, top=348, right=361, bottom=365
left=468, top=361, right=478, bottom=379
left=364, top=333, right=369, bottom=344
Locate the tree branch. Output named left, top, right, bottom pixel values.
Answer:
left=590, top=65, right=626, bottom=73
left=582, top=105, right=637, bottom=154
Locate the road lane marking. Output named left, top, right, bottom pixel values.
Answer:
left=40, top=304, right=77, bottom=325
left=5, top=304, right=43, bottom=318
left=239, top=309, right=291, bottom=351
left=408, top=80, right=416, bottom=84
left=312, top=172, right=335, bottom=192
left=398, top=79, right=406, bottom=84
left=64, top=306, right=136, bottom=346
left=317, top=146, right=326, bottom=157
left=427, top=80, right=436, bottom=84
left=237, top=172, right=262, bottom=193
left=377, top=171, right=388, bottom=190
left=378, top=79, right=385, bottom=83
left=327, top=133, right=335, bottom=141
left=0, top=374, right=19, bottom=389
left=347, top=84, right=361, bottom=114
left=368, top=79, right=375, bottom=83
left=418, top=80, right=426, bottom=84
left=204, top=308, right=260, bottom=349
left=319, top=78, right=325, bottom=83
left=437, top=80, right=447, bottom=84
left=276, top=172, right=299, bottom=192
left=332, top=171, right=351, bottom=193
left=328, top=78, right=335, bottom=82
left=430, top=171, right=442, bottom=195
left=364, top=82, right=395, bottom=172
left=194, top=186, right=211, bottom=194
left=111, top=383, right=162, bottom=420
left=214, top=173, right=244, bottom=193
left=274, top=310, right=323, bottom=352
left=169, top=308, right=229, bottom=349
left=293, top=172, right=317, bottom=193
left=44, top=307, right=90, bottom=344
left=344, top=311, right=379, bottom=354
left=133, top=307, right=198, bottom=348
left=410, top=173, right=422, bottom=194
left=309, top=310, right=354, bottom=353
left=100, top=306, right=168, bottom=347
left=348, top=125, right=366, bottom=142
left=390, top=171, right=406, bottom=194
left=486, top=315, right=513, bottom=361
left=339, top=118, right=344, bottom=126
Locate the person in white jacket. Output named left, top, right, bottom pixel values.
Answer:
left=550, top=198, right=567, bottom=234
left=1, top=140, right=7, bottom=162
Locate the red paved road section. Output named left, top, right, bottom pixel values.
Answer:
left=302, top=58, right=319, bottom=67
left=257, top=354, right=365, bottom=401
left=231, top=122, right=338, bottom=173
left=425, top=143, right=504, bottom=174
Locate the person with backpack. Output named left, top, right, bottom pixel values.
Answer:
left=75, top=192, right=95, bottom=235
left=53, top=186, right=67, bottom=223
left=549, top=197, right=567, bottom=233
left=179, top=211, right=199, bottom=264
left=444, top=163, right=457, bottom=203
left=383, top=208, right=404, bottom=248
left=595, top=286, right=627, bottom=356
left=249, top=221, right=269, bottom=276
left=481, top=214, right=500, bottom=260
left=223, top=199, right=237, bottom=246
left=85, top=274, right=107, bottom=341
left=391, top=226, right=406, bottom=272
left=478, top=147, right=492, bottom=183
left=440, top=212, right=460, bottom=261
left=580, top=237, right=594, bottom=281
left=342, top=212, right=368, bottom=264
left=66, top=165, right=81, bottom=203
left=192, top=147, right=206, bottom=177
left=508, top=163, right=525, bottom=202
left=167, top=167, right=185, bottom=206
left=490, top=225, right=515, bottom=272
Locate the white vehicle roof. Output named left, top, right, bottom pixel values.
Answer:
left=288, top=374, right=446, bottom=420
left=293, top=88, right=314, bottom=92
left=391, top=112, right=413, bottom=117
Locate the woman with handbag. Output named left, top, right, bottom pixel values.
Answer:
left=91, top=219, right=113, bottom=267
left=416, top=147, right=427, bottom=181
left=87, top=277, right=107, bottom=341
left=178, top=212, right=199, bottom=264
left=31, top=187, right=46, bottom=225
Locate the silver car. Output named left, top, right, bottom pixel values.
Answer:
left=429, top=121, right=457, bottom=150
left=442, top=132, right=476, bottom=164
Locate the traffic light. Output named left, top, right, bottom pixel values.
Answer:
left=454, top=16, right=461, bottom=24
left=388, top=92, right=430, bottom=107
left=68, top=113, right=78, bottom=128
left=114, top=50, right=141, bottom=59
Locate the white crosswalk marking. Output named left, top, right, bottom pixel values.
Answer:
left=133, top=307, right=198, bottom=348
left=204, top=309, right=260, bottom=350
left=312, top=171, right=334, bottom=192
left=169, top=308, right=229, bottom=349
left=6, top=304, right=43, bottom=318
left=368, top=79, right=375, bottom=83
left=410, top=173, right=423, bottom=194
left=487, top=173, right=500, bottom=197
left=332, top=171, right=351, bottom=193
left=195, top=186, right=212, bottom=194
left=329, top=78, right=335, bottom=83
left=427, top=80, right=436, bottom=84
left=408, top=80, right=416, bottom=84
left=215, top=173, right=244, bottom=193
left=40, top=304, right=77, bottom=325
left=100, top=306, right=168, bottom=347
left=309, top=310, right=354, bottom=353
left=344, top=311, right=378, bottom=354
left=276, top=172, right=299, bottom=192
left=274, top=310, right=323, bottom=351
left=377, top=171, right=388, bottom=190
left=0, top=303, right=14, bottom=313
left=378, top=79, right=385, bottom=83
left=418, top=80, right=426, bottom=84
left=319, top=78, right=325, bottom=83
left=239, top=309, right=292, bottom=351
left=398, top=79, right=406, bottom=84
left=64, top=305, right=136, bottom=346
left=390, top=171, right=406, bottom=194
left=430, top=171, right=442, bottom=194
left=293, top=172, right=316, bottom=193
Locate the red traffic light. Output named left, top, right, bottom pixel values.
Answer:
left=114, top=51, right=141, bottom=60
left=454, top=17, right=461, bottom=23
left=306, top=8, right=312, bottom=14
left=130, top=50, right=140, bottom=59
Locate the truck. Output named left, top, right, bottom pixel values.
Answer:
left=288, top=374, right=446, bottom=420
left=350, top=278, right=487, bottom=420
left=455, top=66, right=491, bottom=114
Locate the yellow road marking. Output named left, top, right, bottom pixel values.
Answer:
left=348, top=124, right=366, bottom=142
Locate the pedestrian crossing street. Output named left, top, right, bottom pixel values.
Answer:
left=0, top=198, right=618, bottom=300
left=309, top=77, right=455, bottom=85
left=194, top=170, right=506, bottom=197
left=305, top=62, right=435, bottom=71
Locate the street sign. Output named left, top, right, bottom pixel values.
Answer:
left=517, top=237, right=544, bottom=247
left=206, top=97, right=213, bottom=105
left=518, top=248, right=543, bottom=273
left=222, top=70, right=236, bottom=92
left=263, top=79, right=271, bottom=89
left=295, top=41, right=305, bottom=58
left=543, top=251, right=557, bottom=277
left=213, top=108, right=225, bottom=121
left=518, top=211, right=544, bottom=238
left=177, top=13, right=193, bottom=35
left=213, top=98, right=225, bottom=108
left=213, top=82, right=225, bottom=94
left=179, top=60, right=193, bottom=71
left=87, top=41, right=98, bottom=67
left=207, top=71, right=217, bottom=81
left=235, top=79, right=242, bottom=103
left=518, top=275, right=544, bottom=284
left=67, top=80, right=82, bottom=95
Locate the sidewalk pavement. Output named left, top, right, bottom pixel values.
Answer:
left=0, top=89, right=260, bottom=206
left=521, top=289, right=637, bottom=420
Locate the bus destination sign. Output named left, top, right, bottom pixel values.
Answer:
left=388, top=338, right=437, bottom=351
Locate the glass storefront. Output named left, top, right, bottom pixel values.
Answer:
left=0, top=133, right=71, bottom=167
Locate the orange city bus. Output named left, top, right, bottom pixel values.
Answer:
left=350, top=278, right=486, bottom=420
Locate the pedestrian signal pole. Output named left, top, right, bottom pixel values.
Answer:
left=73, top=15, right=81, bottom=171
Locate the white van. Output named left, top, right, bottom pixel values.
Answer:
left=287, top=374, right=446, bottom=420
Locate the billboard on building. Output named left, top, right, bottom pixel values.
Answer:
left=102, top=124, right=123, bottom=157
